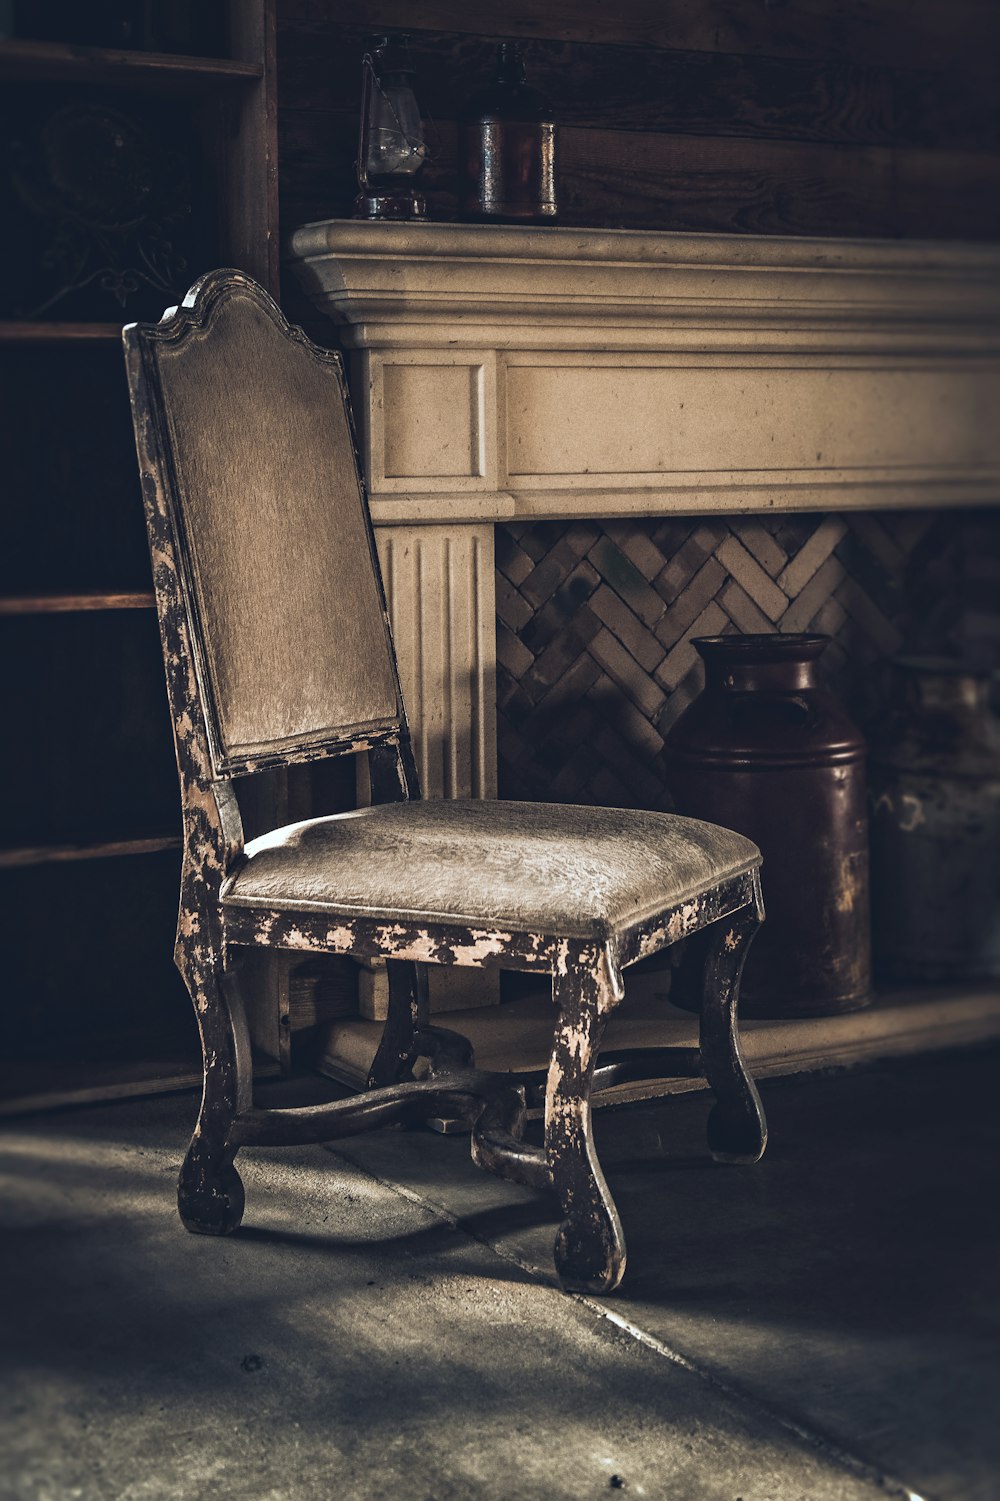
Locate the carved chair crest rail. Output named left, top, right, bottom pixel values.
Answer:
left=122, top=268, right=767, bottom=1295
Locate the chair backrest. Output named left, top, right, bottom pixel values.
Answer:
left=123, top=270, right=405, bottom=780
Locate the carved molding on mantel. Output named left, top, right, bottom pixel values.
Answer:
left=290, top=220, right=1000, bottom=523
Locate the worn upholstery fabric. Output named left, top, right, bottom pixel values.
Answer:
left=223, top=799, right=760, bottom=942
left=154, top=295, right=399, bottom=760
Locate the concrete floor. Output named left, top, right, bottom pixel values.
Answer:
left=2, top=1050, right=998, bottom=1501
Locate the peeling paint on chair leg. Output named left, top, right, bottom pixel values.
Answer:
left=176, top=963, right=251, bottom=1236
left=546, top=949, right=627, bottom=1294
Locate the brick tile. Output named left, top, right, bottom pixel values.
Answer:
left=603, top=520, right=669, bottom=581
left=591, top=722, right=667, bottom=806
left=833, top=533, right=904, bottom=622
left=835, top=575, right=904, bottom=657
left=520, top=561, right=601, bottom=653
left=586, top=672, right=664, bottom=760
left=549, top=744, right=602, bottom=802
left=656, top=524, right=720, bottom=598
left=892, top=514, right=936, bottom=553
left=495, top=717, right=536, bottom=774
left=589, top=765, right=639, bottom=810
left=811, top=596, right=848, bottom=638
left=523, top=606, right=602, bottom=698
left=779, top=554, right=846, bottom=632
left=496, top=620, right=534, bottom=679
left=520, top=535, right=591, bottom=608
left=718, top=578, right=775, bottom=635
left=772, top=516, right=815, bottom=556
left=495, top=572, right=533, bottom=633
left=655, top=602, right=728, bottom=691
left=777, top=516, right=848, bottom=596
left=657, top=669, right=701, bottom=738
left=587, top=628, right=665, bottom=719
left=496, top=664, right=533, bottom=716
left=587, top=534, right=667, bottom=628
left=716, top=535, right=788, bottom=621
left=532, top=649, right=603, bottom=714
left=494, top=526, right=535, bottom=587
left=654, top=557, right=726, bottom=649
left=589, top=583, right=665, bottom=673
left=563, top=520, right=603, bottom=557
left=649, top=517, right=697, bottom=558
left=519, top=520, right=567, bottom=563
left=533, top=702, right=597, bottom=767
left=845, top=514, right=905, bottom=574
left=737, top=522, right=788, bottom=577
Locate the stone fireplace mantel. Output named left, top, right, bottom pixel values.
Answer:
left=288, top=220, right=1000, bottom=1056
left=290, top=220, right=1000, bottom=526
left=289, top=221, right=1000, bottom=805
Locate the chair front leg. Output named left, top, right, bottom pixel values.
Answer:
left=699, top=898, right=768, bottom=1165
left=177, top=959, right=252, bottom=1235
left=546, top=949, right=626, bottom=1295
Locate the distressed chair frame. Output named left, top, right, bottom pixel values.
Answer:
left=123, top=270, right=766, bottom=1295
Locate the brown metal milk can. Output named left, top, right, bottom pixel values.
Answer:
left=869, top=657, right=1000, bottom=982
left=662, top=634, right=871, bottom=1017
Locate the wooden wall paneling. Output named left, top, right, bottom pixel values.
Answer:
left=279, top=25, right=1000, bottom=152
left=277, top=5, right=1000, bottom=242
left=280, top=108, right=1000, bottom=241
left=283, top=0, right=1000, bottom=72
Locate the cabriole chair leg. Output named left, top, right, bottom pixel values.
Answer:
left=177, top=962, right=251, bottom=1236
left=546, top=961, right=626, bottom=1295
left=699, top=905, right=768, bottom=1165
left=368, top=959, right=424, bottom=1089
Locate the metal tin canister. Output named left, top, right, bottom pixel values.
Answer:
left=662, top=634, right=871, bottom=1017
left=869, top=657, right=1000, bottom=982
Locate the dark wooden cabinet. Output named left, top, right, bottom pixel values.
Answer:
left=0, top=2, right=279, bottom=1113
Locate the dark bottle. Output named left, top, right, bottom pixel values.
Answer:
left=460, top=43, right=557, bottom=223
left=662, top=634, right=872, bottom=1018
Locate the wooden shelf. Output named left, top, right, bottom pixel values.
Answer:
left=0, top=38, right=262, bottom=91
left=0, top=837, right=181, bottom=870
left=0, top=322, right=123, bottom=344
left=0, top=591, right=155, bottom=616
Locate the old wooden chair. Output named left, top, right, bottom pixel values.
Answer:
left=123, top=269, right=767, bottom=1295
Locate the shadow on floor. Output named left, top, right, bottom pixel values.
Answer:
left=330, top=1047, right=1000, bottom=1501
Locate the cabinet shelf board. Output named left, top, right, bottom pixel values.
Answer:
left=0, top=836, right=181, bottom=870
left=0, top=322, right=123, bottom=344
left=0, top=592, right=155, bottom=616
left=0, top=38, right=262, bottom=90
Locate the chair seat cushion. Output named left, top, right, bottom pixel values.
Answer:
left=222, top=799, right=760, bottom=943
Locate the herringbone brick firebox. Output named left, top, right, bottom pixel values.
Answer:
left=496, top=511, right=1000, bottom=809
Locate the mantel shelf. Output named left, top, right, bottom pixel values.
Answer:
left=290, top=219, right=1000, bottom=524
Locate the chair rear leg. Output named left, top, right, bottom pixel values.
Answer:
left=368, top=960, right=425, bottom=1089
left=177, top=961, right=252, bottom=1235
left=699, top=903, right=768, bottom=1165
left=546, top=957, right=626, bottom=1295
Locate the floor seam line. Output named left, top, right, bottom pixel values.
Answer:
left=578, top=1297, right=928, bottom=1501
left=322, top=1145, right=926, bottom=1501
